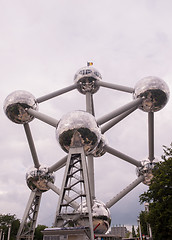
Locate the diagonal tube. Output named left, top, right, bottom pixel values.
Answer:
left=106, top=175, right=144, bottom=208
left=48, top=156, right=68, bottom=173
left=37, top=83, right=77, bottom=103
left=101, top=106, right=138, bottom=134
left=97, top=81, right=134, bottom=93
left=24, top=123, right=40, bottom=169
left=97, top=98, right=143, bottom=125
left=27, top=108, right=59, bottom=127
left=104, top=145, right=142, bottom=167
left=47, top=182, right=79, bottom=210
left=148, top=112, right=155, bottom=162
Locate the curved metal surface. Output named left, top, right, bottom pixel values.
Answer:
left=4, top=90, right=38, bottom=124
left=133, top=76, right=170, bottom=112
left=56, top=110, right=101, bottom=154
left=76, top=199, right=111, bottom=234
left=74, top=66, right=101, bottom=94
left=26, top=166, right=55, bottom=192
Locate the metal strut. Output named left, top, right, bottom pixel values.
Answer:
left=54, top=147, right=94, bottom=240
left=17, top=190, right=42, bottom=240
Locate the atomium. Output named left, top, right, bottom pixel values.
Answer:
left=4, top=64, right=170, bottom=240
left=76, top=199, right=111, bottom=234
left=3, top=90, right=38, bottom=124
left=56, top=110, right=101, bottom=154
left=26, top=166, right=55, bottom=192
left=133, top=76, right=170, bottom=112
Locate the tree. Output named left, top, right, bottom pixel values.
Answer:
left=138, top=211, right=148, bottom=236
left=34, top=225, right=47, bottom=240
left=132, top=225, right=137, bottom=237
left=140, top=144, right=172, bottom=240
left=0, top=214, right=20, bottom=240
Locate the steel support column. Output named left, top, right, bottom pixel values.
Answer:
left=17, top=190, right=42, bottom=240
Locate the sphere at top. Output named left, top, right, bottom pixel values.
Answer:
left=74, top=66, right=102, bottom=94
left=56, top=111, right=101, bottom=155
left=136, top=159, right=159, bottom=185
left=3, top=90, right=38, bottom=124
left=26, top=166, right=55, bottom=192
left=133, top=76, right=170, bottom=112
left=76, top=199, right=111, bottom=234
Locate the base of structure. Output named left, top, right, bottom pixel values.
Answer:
left=42, top=227, right=122, bottom=240
left=42, top=227, right=90, bottom=240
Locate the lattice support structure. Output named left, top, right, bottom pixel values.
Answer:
left=54, top=147, right=94, bottom=239
left=17, top=190, right=42, bottom=240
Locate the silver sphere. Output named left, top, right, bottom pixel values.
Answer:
left=26, top=166, right=55, bottom=192
left=74, top=66, right=102, bottom=94
left=92, top=135, right=107, bottom=157
left=136, top=159, right=159, bottom=185
left=76, top=199, right=111, bottom=234
left=3, top=90, right=38, bottom=124
left=133, top=76, right=170, bottom=112
left=56, top=111, right=101, bottom=154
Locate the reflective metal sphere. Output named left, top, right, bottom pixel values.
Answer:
left=74, top=66, right=102, bottom=94
left=133, top=76, right=170, bottom=112
left=92, top=135, right=107, bottom=157
left=3, top=90, right=38, bottom=124
left=26, top=166, right=55, bottom=192
left=56, top=111, right=101, bottom=154
left=76, top=199, right=111, bottom=234
left=136, top=159, right=159, bottom=185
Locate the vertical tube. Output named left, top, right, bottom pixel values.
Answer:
left=85, top=92, right=95, bottom=202
left=138, top=218, right=142, bottom=240
left=148, top=112, right=154, bottom=162
left=87, top=155, right=95, bottom=200
left=0, top=229, right=2, bottom=240
left=81, top=149, right=95, bottom=240
left=7, top=224, right=11, bottom=240
left=86, top=92, right=94, bottom=115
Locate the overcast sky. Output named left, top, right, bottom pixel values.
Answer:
left=0, top=0, right=172, bottom=230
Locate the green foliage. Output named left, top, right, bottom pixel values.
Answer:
left=125, top=231, right=131, bottom=238
left=139, top=211, right=148, bottom=236
left=132, top=225, right=137, bottom=237
left=139, top=144, right=172, bottom=240
left=34, top=225, right=47, bottom=240
left=0, top=214, right=20, bottom=240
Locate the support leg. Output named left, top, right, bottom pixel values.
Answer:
left=17, top=190, right=42, bottom=240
